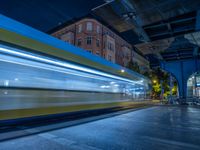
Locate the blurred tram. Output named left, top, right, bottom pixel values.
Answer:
left=0, top=14, right=151, bottom=120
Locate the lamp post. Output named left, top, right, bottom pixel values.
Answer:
left=153, top=80, right=157, bottom=84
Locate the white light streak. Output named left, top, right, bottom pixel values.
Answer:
left=0, top=45, right=145, bottom=85
left=4, top=80, right=9, bottom=86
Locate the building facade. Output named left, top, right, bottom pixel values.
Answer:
left=51, top=18, right=149, bottom=72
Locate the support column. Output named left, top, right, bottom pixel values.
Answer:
left=160, top=60, right=198, bottom=102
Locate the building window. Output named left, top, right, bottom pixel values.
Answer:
left=86, top=22, right=93, bottom=31
left=108, top=42, right=111, bottom=50
left=78, top=24, right=82, bottom=33
left=108, top=55, right=112, bottom=61
left=97, top=25, right=100, bottom=33
left=103, top=41, right=106, bottom=49
left=86, top=36, right=92, bottom=45
left=77, top=39, right=82, bottom=46
left=107, top=42, right=112, bottom=51
left=111, top=44, right=114, bottom=51
left=96, top=51, right=100, bottom=55
left=96, top=39, right=100, bottom=47
left=88, top=50, right=92, bottom=53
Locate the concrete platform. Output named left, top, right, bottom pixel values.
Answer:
left=0, top=106, right=200, bottom=150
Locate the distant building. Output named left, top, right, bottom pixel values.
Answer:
left=50, top=18, right=149, bottom=72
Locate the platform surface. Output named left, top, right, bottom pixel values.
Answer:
left=0, top=106, right=200, bottom=150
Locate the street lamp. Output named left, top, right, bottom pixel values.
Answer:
left=153, top=80, right=157, bottom=84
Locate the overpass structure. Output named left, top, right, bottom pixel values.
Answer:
left=92, top=0, right=200, bottom=100
left=160, top=37, right=200, bottom=99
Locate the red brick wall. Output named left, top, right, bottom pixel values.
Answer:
left=51, top=18, right=133, bottom=66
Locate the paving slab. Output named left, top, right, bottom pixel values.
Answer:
left=0, top=106, right=200, bottom=150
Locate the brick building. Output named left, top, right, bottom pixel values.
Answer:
left=50, top=18, right=149, bottom=72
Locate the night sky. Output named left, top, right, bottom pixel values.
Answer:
left=0, top=0, right=104, bottom=32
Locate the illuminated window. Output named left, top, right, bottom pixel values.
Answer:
left=86, top=22, right=93, bottom=31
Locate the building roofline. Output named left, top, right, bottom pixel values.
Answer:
left=47, top=13, right=147, bottom=62
left=47, top=14, right=126, bottom=41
